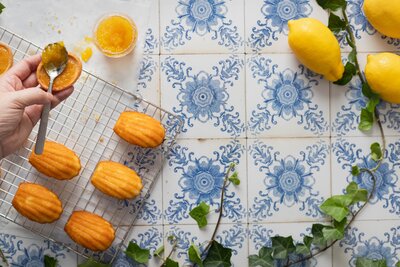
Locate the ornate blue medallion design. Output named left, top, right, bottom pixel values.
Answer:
left=249, top=140, right=327, bottom=220
left=333, top=78, right=400, bottom=136
left=248, top=56, right=328, bottom=135
left=162, top=56, right=244, bottom=137
left=249, top=225, right=317, bottom=266
left=112, top=227, right=163, bottom=266
left=165, top=140, right=245, bottom=223
left=248, top=0, right=312, bottom=51
left=333, top=139, right=400, bottom=214
left=339, top=226, right=400, bottom=266
left=162, top=0, right=242, bottom=51
left=0, top=233, right=68, bottom=267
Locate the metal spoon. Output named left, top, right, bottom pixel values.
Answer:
left=34, top=43, right=68, bottom=155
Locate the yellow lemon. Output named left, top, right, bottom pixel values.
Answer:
left=365, top=53, right=400, bottom=104
left=288, top=18, right=344, bottom=82
left=364, top=0, right=400, bottom=39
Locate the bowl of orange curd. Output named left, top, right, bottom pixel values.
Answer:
left=94, top=13, right=138, bottom=58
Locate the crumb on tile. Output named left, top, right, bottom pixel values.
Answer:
left=99, top=137, right=104, bottom=143
left=94, top=114, right=101, bottom=123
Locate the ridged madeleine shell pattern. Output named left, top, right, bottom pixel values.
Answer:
left=12, top=183, right=63, bottom=224
left=91, top=161, right=143, bottom=200
left=64, top=211, right=115, bottom=251
left=29, top=141, right=81, bottom=180
left=113, top=111, right=166, bottom=148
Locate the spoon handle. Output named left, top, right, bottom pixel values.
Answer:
left=35, top=78, right=54, bottom=155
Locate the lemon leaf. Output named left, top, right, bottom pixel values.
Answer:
left=328, top=13, right=347, bottom=33
left=334, top=62, right=356, bottom=85
left=348, top=49, right=357, bottom=63
left=316, top=0, right=346, bottom=11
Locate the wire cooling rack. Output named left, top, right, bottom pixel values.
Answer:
left=0, top=26, right=182, bottom=263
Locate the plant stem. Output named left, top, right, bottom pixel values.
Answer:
left=200, top=163, right=234, bottom=257
left=285, top=169, right=377, bottom=267
left=159, top=238, right=178, bottom=267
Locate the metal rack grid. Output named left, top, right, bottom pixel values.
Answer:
left=0, top=26, right=182, bottom=263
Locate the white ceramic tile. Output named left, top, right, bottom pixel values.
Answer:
left=331, top=53, right=400, bottom=137
left=163, top=139, right=247, bottom=225
left=143, top=0, right=160, bottom=55
left=248, top=138, right=331, bottom=223
left=164, top=224, right=248, bottom=267
left=331, top=137, right=400, bottom=221
left=161, top=54, right=246, bottom=138
left=333, top=220, right=400, bottom=266
left=245, top=0, right=328, bottom=53
left=160, top=0, right=245, bottom=54
left=249, top=222, right=333, bottom=266
left=246, top=54, right=330, bottom=138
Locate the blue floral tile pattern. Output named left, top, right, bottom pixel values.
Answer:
left=161, top=54, right=245, bottom=138
left=248, top=138, right=330, bottom=223
left=160, top=0, right=244, bottom=53
left=247, top=54, right=329, bottom=137
left=163, top=139, right=247, bottom=224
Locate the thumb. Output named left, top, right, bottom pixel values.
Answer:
left=10, top=87, right=52, bottom=107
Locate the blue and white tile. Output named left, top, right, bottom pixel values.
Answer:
left=249, top=222, right=333, bottom=266
left=248, top=138, right=330, bottom=223
left=340, top=1, right=400, bottom=52
left=163, top=139, right=247, bottom=225
left=245, top=0, right=328, bottom=53
left=161, top=54, right=246, bottom=139
left=136, top=55, right=160, bottom=105
left=160, top=0, right=245, bottom=54
left=333, top=220, right=400, bottom=267
left=331, top=137, right=400, bottom=221
left=331, top=53, right=400, bottom=137
left=142, top=0, right=160, bottom=55
left=246, top=54, right=330, bottom=138
left=164, top=223, right=247, bottom=266
left=0, top=218, right=77, bottom=267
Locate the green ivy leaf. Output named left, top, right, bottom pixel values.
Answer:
left=396, top=261, right=400, bottom=267
left=188, top=244, right=203, bottom=267
left=370, top=142, right=383, bottom=162
left=351, top=166, right=360, bottom=176
left=295, top=244, right=310, bottom=255
left=189, top=201, right=210, bottom=228
left=228, top=172, right=240, bottom=186
left=334, top=62, right=357, bottom=85
left=248, top=247, right=274, bottom=267
left=359, top=108, right=374, bottom=131
left=44, top=255, right=58, bottom=267
left=0, top=3, right=4, bottom=14
left=303, top=236, right=313, bottom=248
left=271, top=236, right=295, bottom=259
left=316, top=0, right=346, bottom=11
left=328, top=13, right=346, bottom=33
left=320, top=195, right=352, bottom=222
left=362, top=83, right=378, bottom=99
left=78, top=259, right=111, bottom=267
left=125, top=242, right=150, bottom=264
left=203, top=241, right=232, bottom=267
left=366, top=96, right=380, bottom=113
left=348, top=49, right=357, bottom=63
left=355, top=257, right=388, bottom=267
left=346, top=182, right=368, bottom=203
left=322, top=218, right=347, bottom=243
left=311, top=224, right=327, bottom=246
left=154, top=245, right=164, bottom=257
left=163, top=258, right=179, bottom=267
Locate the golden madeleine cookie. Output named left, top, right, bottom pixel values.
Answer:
left=113, top=111, right=165, bottom=148
left=12, top=183, right=63, bottom=224
left=29, top=141, right=81, bottom=180
left=91, top=161, right=143, bottom=199
left=65, top=211, right=115, bottom=251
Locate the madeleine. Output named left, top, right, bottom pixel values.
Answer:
left=12, top=183, right=63, bottom=223
left=64, top=211, right=115, bottom=251
left=29, top=141, right=81, bottom=180
left=91, top=161, right=143, bottom=200
left=113, top=111, right=165, bottom=148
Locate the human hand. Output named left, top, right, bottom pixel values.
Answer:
left=0, top=54, right=73, bottom=159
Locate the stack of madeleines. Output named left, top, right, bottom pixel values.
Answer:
left=12, top=110, right=166, bottom=251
